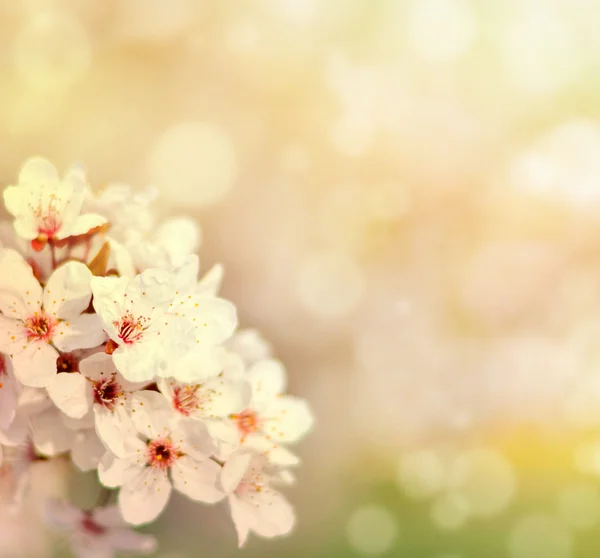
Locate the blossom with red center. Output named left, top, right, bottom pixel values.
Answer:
left=44, top=500, right=156, bottom=558
left=113, top=312, right=149, bottom=345
left=172, top=385, right=200, bottom=416
left=80, top=512, right=106, bottom=536
left=3, top=157, right=106, bottom=248
left=213, top=358, right=314, bottom=466
left=91, top=269, right=198, bottom=383
left=98, top=391, right=224, bottom=526
left=147, top=438, right=180, bottom=470
left=232, top=409, right=261, bottom=438
left=92, top=376, right=123, bottom=411
left=46, top=353, right=141, bottom=457
left=0, top=249, right=106, bottom=388
left=23, top=311, right=57, bottom=343
left=56, top=352, right=79, bottom=373
left=156, top=370, right=250, bottom=447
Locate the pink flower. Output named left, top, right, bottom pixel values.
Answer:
left=44, top=500, right=156, bottom=558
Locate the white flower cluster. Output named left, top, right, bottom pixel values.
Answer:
left=0, top=158, right=315, bottom=556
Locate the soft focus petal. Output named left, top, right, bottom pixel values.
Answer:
left=229, top=496, right=251, bottom=548
left=70, top=429, right=106, bottom=472
left=31, top=408, right=75, bottom=455
left=247, top=359, right=287, bottom=405
left=62, top=213, right=107, bottom=238
left=221, top=451, right=253, bottom=493
left=103, top=528, right=157, bottom=554
left=261, top=395, right=315, bottom=443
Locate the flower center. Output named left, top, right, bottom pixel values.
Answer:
left=231, top=409, right=260, bottom=436
left=80, top=513, right=106, bottom=536
left=172, top=385, right=200, bottom=417
left=24, top=312, right=57, bottom=342
left=113, top=312, right=148, bottom=345
left=0, top=354, right=6, bottom=389
left=93, top=376, right=122, bottom=411
left=236, top=470, right=267, bottom=497
left=56, top=353, right=79, bottom=373
left=147, top=438, right=181, bottom=470
left=34, top=194, right=62, bottom=238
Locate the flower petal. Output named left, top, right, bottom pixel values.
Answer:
left=261, top=395, right=315, bottom=443
left=220, top=451, right=253, bottom=493
left=46, top=372, right=91, bottom=418
left=94, top=403, right=137, bottom=458
left=61, top=213, right=107, bottom=238
left=70, top=429, right=106, bottom=472
left=0, top=248, right=42, bottom=318
left=171, top=456, right=225, bottom=503
left=79, top=352, right=114, bottom=382
left=247, top=359, right=287, bottom=405
left=130, top=391, right=175, bottom=440
left=43, top=261, right=93, bottom=320
left=119, top=468, right=172, bottom=526
left=11, top=343, right=58, bottom=388
left=53, top=314, right=106, bottom=352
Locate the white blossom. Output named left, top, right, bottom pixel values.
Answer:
left=220, top=451, right=296, bottom=547
left=157, top=359, right=250, bottom=445
left=0, top=249, right=106, bottom=387
left=90, top=269, right=197, bottom=382
left=47, top=352, right=143, bottom=456
left=3, top=157, right=106, bottom=249
left=98, top=391, right=224, bottom=525
left=219, top=359, right=314, bottom=465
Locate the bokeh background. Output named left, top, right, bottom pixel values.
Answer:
left=3, top=0, right=600, bottom=557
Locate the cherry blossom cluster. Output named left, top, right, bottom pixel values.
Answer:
left=0, top=158, right=314, bottom=557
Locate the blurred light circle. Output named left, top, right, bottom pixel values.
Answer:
left=279, top=144, right=311, bottom=173
left=12, top=12, right=91, bottom=91
left=147, top=122, right=237, bottom=207
left=503, top=10, right=579, bottom=95
left=574, top=443, right=600, bottom=475
left=509, top=120, right=600, bottom=208
left=346, top=505, right=398, bottom=556
left=447, top=448, right=516, bottom=518
left=275, top=0, right=317, bottom=24
left=296, top=252, right=365, bottom=319
left=117, top=0, right=198, bottom=39
left=508, top=515, right=572, bottom=558
left=558, top=483, right=600, bottom=530
left=395, top=449, right=447, bottom=501
left=227, top=21, right=260, bottom=53
left=430, top=493, right=470, bottom=531
left=407, top=0, right=477, bottom=61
